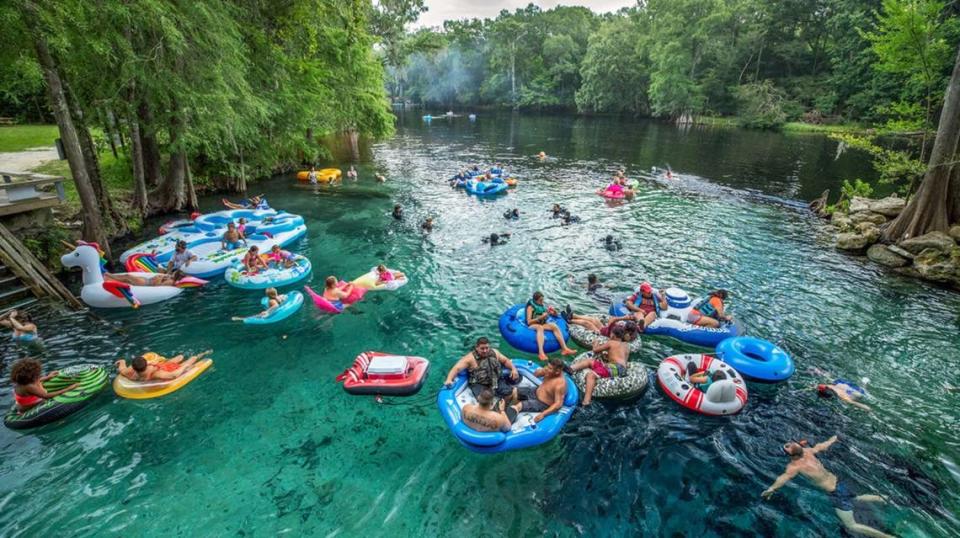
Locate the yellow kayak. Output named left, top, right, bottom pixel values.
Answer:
left=113, top=352, right=213, bottom=399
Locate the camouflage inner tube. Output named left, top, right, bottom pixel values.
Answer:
left=3, top=365, right=109, bottom=430
left=572, top=354, right=649, bottom=400
left=568, top=319, right=642, bottom=353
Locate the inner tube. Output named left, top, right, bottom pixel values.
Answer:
left=571, top=352, right=649, bottom=400
left=297, top=168, right=342, bottom=183
left=716, top=337, right=794, bottom=382
left=657, top=354, right=747, bottom=416
left=498, top=304, right=569, bottom=355
left=598, top=187, right=625, bottom=199
left=465, top=180, right=508, bottom=196
left=436, top=359, right=578, bottom=453
left=610, top=290, right=742, bottom=348
left=224, top=254, right=312, bottom=290
left=242, top=291, right=304, bottom=325
left=4, top=365, right=109, bottom=430
left=567, top=321, right=642, bottom=354
left=113, top=353, right=213, bottom=399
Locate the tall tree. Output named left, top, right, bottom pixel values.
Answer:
left=883, top=43, right=960, bottom=240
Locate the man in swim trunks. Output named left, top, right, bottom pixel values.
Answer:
left=320, top=276, right=356, bottom=310
left=443, top=337, right=521, bottom=403
left=461, top=388, right=512, bottom=433
left=166, top=240, right=197, bottom=273
left=507, top=358, right=568, bottom=423
left=566, top=324, right=631, bottom=405
left=763, top=436, right=893, bottom=538
left=116, top=350, right=212, bottom=382
left=221, top=222, right=246, bottom=250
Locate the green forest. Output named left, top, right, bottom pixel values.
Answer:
left=0, top=0, right=959, bottom=256
left=392, top=0, right=958, bottom=130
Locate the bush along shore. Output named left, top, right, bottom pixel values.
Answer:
left=824, top=196, right=960, bottom=289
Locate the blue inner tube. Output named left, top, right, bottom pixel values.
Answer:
left=716, top=336, right=795, bottom=382
left=245, top=291, right=304, bottom=325
left=611, top=293, right=742, bottom=348
left=498, top=304, right=569, bottom=354
left=437, top=360, right=578, bottom=454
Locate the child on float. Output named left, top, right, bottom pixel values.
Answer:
left=10, top=358, right=78, bottom=412
left=376, top=264, right=405, bottom=284
left=117, top=350, right=211, bottom=382
left=266, top=245, right=295, bottom=269
left=242, top=245, right=269, bottom=274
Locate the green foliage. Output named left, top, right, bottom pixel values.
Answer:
left=831, top=133, right=926, bottom=194
left=735, top=81, right=791, bottom=129
left=21, top=225, right=72, bottom=270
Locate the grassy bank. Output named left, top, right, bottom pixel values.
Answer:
left=0, top=124, right=60, bottom=152
left=695, top=116, right=866, bottom=134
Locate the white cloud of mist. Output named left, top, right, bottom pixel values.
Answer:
left=414, top=0, right=637, bottom=29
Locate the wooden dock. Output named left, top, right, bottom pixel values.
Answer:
left=0, top=172, right=66, bottom=217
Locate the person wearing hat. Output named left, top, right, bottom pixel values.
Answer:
left=624, top=282, right=668, bottom=329
left=166, top=240, right=197, bottom=273
left=688, top=289, right=732, bottom=328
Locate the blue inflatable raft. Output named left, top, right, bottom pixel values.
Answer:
left=609, top=288, right=741, bottom=348
left=715, top=337, right=795, bottom=382
left=437, top=360, right=578, bottom=454
left=465, top=179, right=508, bottom=196
left=243, top=291, right=304, bottom=325
left=498, top=304, right=570, bottom=354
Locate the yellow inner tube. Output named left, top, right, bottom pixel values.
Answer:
left=113, top=352, right=213, bottom=399
left=297, top=168, right=342, bottom=183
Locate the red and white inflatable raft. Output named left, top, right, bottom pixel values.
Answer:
left=336, top=351, right=430, bottom=396
left=657, top=354, right=748, bottom=415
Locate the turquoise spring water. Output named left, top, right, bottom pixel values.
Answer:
left=1, top=115, right=958, bottom=536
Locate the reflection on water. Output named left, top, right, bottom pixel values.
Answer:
left=0, top=114, right=957, bottom=536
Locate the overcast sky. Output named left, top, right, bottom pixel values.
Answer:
left=414, top=0, right=637, bottom=29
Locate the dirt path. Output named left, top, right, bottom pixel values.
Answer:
left=0, top=146, right=59, bottom=174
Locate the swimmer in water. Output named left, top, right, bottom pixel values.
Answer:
left=482, top=232, right=511, bottom=246
left=763, top=436, right=894, bottom=538
left=504, top=208, right=520, bottom=220
left=537, top=151, right=547, bottom=160
left=392, top=204, right=403, bottom=220
left=602, top=234, right=621, bottom=251
left=421, top=217, right=433, bottom=232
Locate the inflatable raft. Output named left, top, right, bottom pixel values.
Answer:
left=465, top=179, right=508, bottom=196
left=437, top=360, right=577, bottom=454
left=498, top=304, right=570, bottom=355
left=716, top=337, right=795, bottom=382
left=304, top=283, right=366, bottom=314
left=224, top=254, right=311, bottom=290
left=657, top=354, right=748, bottom=416
left=610, top=288, right=741, bottom=348
left=336, top=351, right=430, bottom=396
left=351, top=267, right=408, bottom=291
left=241, top=291, right=304, bottom=325
left=297, top=168, right=342, bottom=183
left=4, top=365, right=108, bottom=430
left=572, top=352, right=649, bottom=400
left=113, top=353, right=213, bottom=399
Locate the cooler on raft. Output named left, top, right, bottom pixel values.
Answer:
left=336, top=351, right=430, bottom=396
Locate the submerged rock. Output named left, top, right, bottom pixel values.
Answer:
left=867, top=244, right=908, bottom=268
left=868, top=196, right=906, bottom=217
left=899, top=231, right=956, bottom=255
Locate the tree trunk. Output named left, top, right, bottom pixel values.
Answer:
left=346, top=129, right=360, bottom=162
left=883, top=44, right=960, bottom=241
left=129, top=114, right=148, bottom=217
left=137, top=100, right=162, bottom=187
left=24, top=4, right=109, bottom=253
left=184, top=157, right=198, bottom=210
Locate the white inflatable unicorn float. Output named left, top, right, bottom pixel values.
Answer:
left=61, top=241, right=182, bottom=308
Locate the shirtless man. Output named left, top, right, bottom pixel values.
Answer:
left=320, top=276, right=355, bottom=311
left=221, top=222, right=246, bottom=250
left=461, top=388, right=512, bottom=433
left=566, top=324, right=630, bottom=405
left=507, top=358, right=568, bottom=423
left=762, top=436, right=893, bottom=538
left=116, top=350, right=212, bottom=382
left=443, top=337, right=520, bottom=403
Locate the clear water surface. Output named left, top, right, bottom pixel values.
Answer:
left=0, top=114, right=957, bottom=537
